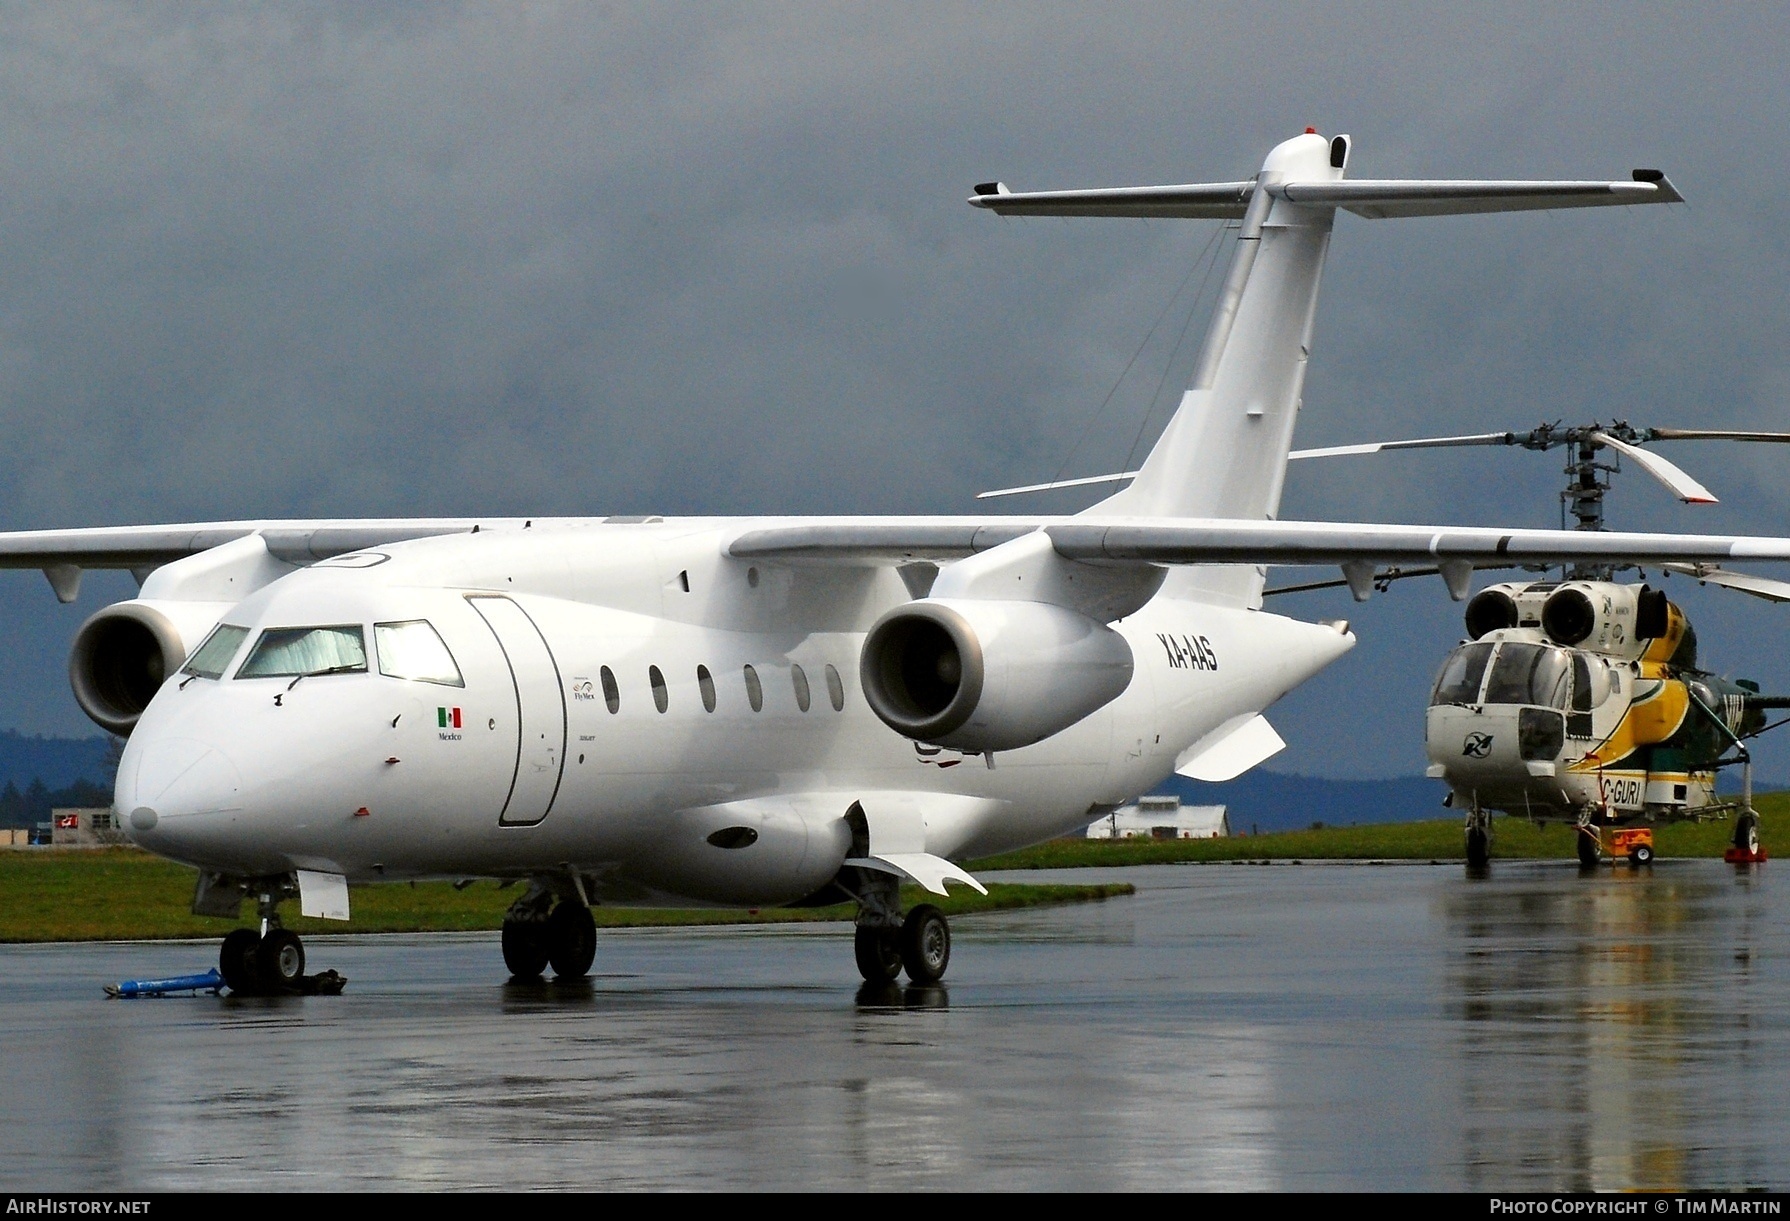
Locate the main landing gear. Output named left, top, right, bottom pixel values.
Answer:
left=1575, top=814, right=1601, bottom=870
left=1727, top=810, right=1769, bottom=864
left=501, top=881, right=597, bottom=980
left=848, top=868, right=951, bottom=986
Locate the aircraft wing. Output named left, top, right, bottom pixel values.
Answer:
left=0, top=518, right=537, bottom=570
left=728, top=518, right=1790, bottom=568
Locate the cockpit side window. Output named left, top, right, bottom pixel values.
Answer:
left=1430, top=642, right=1494, bottom=706
left=236, top=625, right=368, bottom=679
left=375, top=621, right=464, bottom=687
left=1483, top=643, right=1571, bottom=708
left=183, top=624, right=250, bottom=680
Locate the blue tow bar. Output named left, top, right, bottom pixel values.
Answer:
left=104, top=967, right=225, bottom=998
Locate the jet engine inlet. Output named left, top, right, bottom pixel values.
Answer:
left=69, top=602, right=188, bottom=735
left=860, top=603, right=984, bottom=741
left=860, top=598, right=1133, bottom=753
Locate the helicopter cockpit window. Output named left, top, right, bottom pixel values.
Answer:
left=236, top=626, right=368, bottom=679
left=1430, top=643, right=1494, bottom=706
left=1483, top=643, right=1571, bottom=708
left=375, top=621, right=464, bottom=687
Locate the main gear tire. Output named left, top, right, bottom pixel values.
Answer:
left=1735, top=813, right=1761, bottom=856
left=546, top=902, right=597, bottom=979
left=899, top=905, right=951, bottom=985
left=501, top=918, right=550, bottom=979
left=1576, top=826, right=1601, bottom=870
left=854, top=927, right=902, bottom=983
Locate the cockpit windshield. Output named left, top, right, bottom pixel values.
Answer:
left=1482, top=642, right=1571, bottom=708
left=1430, top=642, right=1493, bottom=706
left=236, top=626, right=368, bottom=679
left=182, top=624, right=249, bottom=680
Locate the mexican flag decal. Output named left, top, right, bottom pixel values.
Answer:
left=438, top=706, right=463, bottom=729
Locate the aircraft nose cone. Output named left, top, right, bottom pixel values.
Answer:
left=120, top=736, right=242, bottom=851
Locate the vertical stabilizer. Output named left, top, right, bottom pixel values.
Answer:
left=1092, top=131, right=1344, bottom=606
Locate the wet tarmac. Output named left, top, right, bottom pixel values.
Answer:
left=1, top=859, right=1784, bottom=1191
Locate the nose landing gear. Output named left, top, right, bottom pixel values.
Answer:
left=214, top=883, right=343, bottom=996
left=1464, top=805, right=1492, bottom=869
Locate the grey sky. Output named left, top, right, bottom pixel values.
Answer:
left=4, top=4, right=1790, bottom=779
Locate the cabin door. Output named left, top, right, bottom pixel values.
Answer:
left=468, top=595, right=567, bottom=827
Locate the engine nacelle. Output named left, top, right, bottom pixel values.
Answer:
left=859, top=598, right=1134, bottom=753
left=69, top=598, right=233, bottom=735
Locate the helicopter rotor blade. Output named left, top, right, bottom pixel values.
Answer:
left=1589, top=430, right=1718, bottom=504
left=1664, top=563, right=1790, bottom=603
left=1289, top=431, right=1515, bottom=460
left=1647, top=428, right=1790, bottom=443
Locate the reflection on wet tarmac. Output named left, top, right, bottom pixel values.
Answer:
left=1447, top=862, right=1777, bottom=1192
left=0, top=861, right=1782, bottom=1190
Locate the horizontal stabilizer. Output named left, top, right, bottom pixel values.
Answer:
left=969, top=172, right=1681, bottom=220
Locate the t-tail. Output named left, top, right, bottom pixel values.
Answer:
left=970, top=131, right=1683, bottom=607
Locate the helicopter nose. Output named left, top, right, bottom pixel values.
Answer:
left=119, top=734, right=243, bottom=853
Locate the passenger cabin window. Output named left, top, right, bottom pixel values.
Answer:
left=1430, top=642, right=1493, bottom=706
left=600, top=666, right=620, bottom=714
left=697, top=665, right=717, bottom=713
left=183, top=624, right=249, bottom=680
left=236, top=626, right=367, bottom=679
left=743, top=664, right=763, bottom=712
left=649, top=665, right=669, bottom=714
left=374, top=621, right=463, bottom=686
left=825, top=663, right=845, bottom=712
left=791, top=664, right=811, bottom=712
left=1482, top=643, right=1571, bottom=708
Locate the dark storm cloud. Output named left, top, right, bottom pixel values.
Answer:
left=4, top=3, right=1790, bottom=776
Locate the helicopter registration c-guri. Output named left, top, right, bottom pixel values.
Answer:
left=1426, top=578, right=1784, bottom=867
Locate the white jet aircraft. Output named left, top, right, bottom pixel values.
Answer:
left=4, top=130, right=1781, bottom=992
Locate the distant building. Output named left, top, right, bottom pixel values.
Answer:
left=48, top=807, right=125, bottom=847
left=1087, top=795, right=1229, bottom=839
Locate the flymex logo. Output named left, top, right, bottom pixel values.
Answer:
left=1157, top=633, right=1218, bottom=672
left=1462, top=732, right=1494, bottom=758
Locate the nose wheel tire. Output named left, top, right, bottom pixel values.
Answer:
left=257, top=929, right=306, bottom=990
left=502, top=918, right=551, bottom=979
left=854, top=927, right=903, bottom=983
left=1465, top=826, right=1490, bottom=868
left=899, top=905, right=951, bottom=984
left=219, top=928, right=261, bottom=992
left=546, top=902, right=597, bottom=979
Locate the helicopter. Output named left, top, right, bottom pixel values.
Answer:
left=1278, top=421, right=1790, bottom=868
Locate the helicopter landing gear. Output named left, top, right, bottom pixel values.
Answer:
left=1726, top=810, right=1769, bottom=864
left=1464, top=806, right=1492, bottom=869
left=1575, top=817, right=1601, bottom=870
left=848, top=867, right=952, bottom=986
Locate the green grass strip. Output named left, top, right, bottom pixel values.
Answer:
left=965, top=791, right=1787, bottom=869
left=0, top=846, right=1131, bottom=943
